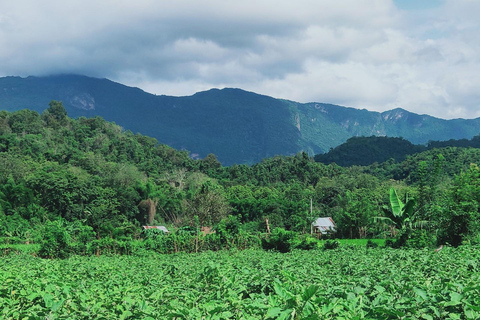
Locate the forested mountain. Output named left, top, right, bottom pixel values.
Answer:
left=1, top=75, right=480, bottom=165
left=314, top=136, right=426, bottom=166
left=315, top=135, right=480, bottom=167
left=2, top=103, right=480, bottom=250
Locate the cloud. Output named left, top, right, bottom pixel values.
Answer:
left=0, top=0, right=479, bottom=119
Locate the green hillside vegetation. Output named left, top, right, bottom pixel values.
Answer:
left=2, top=102, right=480, bottom=257
left=315, top=135, right=480, bottom=167
left=2, top=75, right=480, bottom=165
left=314, top=136, right=427, bottom=166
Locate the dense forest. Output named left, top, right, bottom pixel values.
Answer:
left=1, top=101, right=480, bottom=257
left=314, top=135, right=480, bottom=167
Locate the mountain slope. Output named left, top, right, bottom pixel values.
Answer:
left=1, top=74, right=480, bottom=165
left=314, top=136, right=428, bottom=166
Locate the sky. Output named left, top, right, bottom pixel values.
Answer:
left=1, top=0, right=479, bottom=119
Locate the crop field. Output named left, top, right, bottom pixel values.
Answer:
left=1, top=246, right=479, bottom=319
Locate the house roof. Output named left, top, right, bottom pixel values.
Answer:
left=312, top=217, right=336, bottom=234
left=143, top=226, right=169, bottom=232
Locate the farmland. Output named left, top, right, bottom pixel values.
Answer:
left=1, top=246, right=479, bottom=319
left=2, top=104, right=480, bottom=319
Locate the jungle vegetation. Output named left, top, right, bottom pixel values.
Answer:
left=1, top=101, right=480, bottom=257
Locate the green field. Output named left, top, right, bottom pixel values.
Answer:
left=1, top=246, right=479, bottom=319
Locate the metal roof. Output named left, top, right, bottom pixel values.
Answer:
left=312, top=217, right=336, bottom=234
left=143, top=226, right=169, bottom=232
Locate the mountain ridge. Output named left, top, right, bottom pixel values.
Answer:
left=1, top=74, right=480, bottom=165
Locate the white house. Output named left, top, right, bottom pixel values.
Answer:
left=311, top=217, right=336, bottom=235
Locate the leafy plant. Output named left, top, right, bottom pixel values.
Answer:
left=38, top=221, right=71, bottom=259
left=261, top=228, right=298, bottom=253
left=323, top=239, right=339, bottom=250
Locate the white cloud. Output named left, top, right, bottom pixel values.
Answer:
left=1, top=0, right=479, bottom=119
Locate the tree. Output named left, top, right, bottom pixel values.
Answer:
left=8, top=109, right=43, bottom=134
left=183, top=181, right=230, bottom=226
left=137, top=180, right=165, bottom=225
left=200, top=153, right=222, bottom=176
left=38, top=220, right=71, bottom=259
left=0, top=175, right=33, bottom=216
left=336, top=189, right=377, bottom=238
left=438, top=164, right=480, bottom=246
left=375, top=188, right=418, bottom=236
left=42, top=101, right=68, bottom=128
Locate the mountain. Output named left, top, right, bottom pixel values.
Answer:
left=1, top=74, right=480, bottom=165
left=314, top=136, right=428, bottom=167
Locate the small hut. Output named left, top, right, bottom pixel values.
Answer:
left=311, top=217, right=336, bottom=235
left=143, top=226, right=169, bottom=233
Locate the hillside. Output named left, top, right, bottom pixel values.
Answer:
left=314, top=136, right=427, bottom=166
left=2, top=75, right=480, bottom=165
left=2, top=104, right=480, bottom=249
left=315, top=135, right=480, bottom=167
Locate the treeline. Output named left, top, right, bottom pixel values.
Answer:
left=315, top=135, right=480, bottom=167
left=1, top=102, right=480, bottom=257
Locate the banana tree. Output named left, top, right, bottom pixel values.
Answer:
left=376, top=188, right=419, bottom=233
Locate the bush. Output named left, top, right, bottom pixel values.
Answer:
left=323, top=240, right=339, bottom=250
left=38, top=221, right=71, bottom=259
left=216, top=215, right=240, bottom=243
left=385, top=229, right=436, bottom=249
left=384, top=239, right=395, bottom=248
left=240, top=221, right=262, bottom=233
left=366, top=239, right=379, bottom=248
left=295, top=235, right=319, bottom=250
left=261, top=228, right=297, bottom=253
left=404, top=229, right=436, bottom=249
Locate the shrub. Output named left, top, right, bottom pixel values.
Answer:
left=323, top=240, right=339, bottom=250
left=384, top=239, right=395, bottom=248
left=261, top=228, right=297, bottom=253
left=216, top=215, right=240, bottom=242
left=366, top=239, right=379, bottom=248
left=404, top=229, right=436, bottom=249
left=385, top=229, right=436, bottom=249
left=295, top=235, right=319, bottom=250
left=38, top=221, right=71, bottom=259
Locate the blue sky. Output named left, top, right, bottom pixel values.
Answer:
left=0, top=0, right=479, bottom=119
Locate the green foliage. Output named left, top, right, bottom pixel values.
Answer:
left=2, top=101, right=480, bottom=256
left=261, top=228, right=298, bottom=253
left=402, top=229, right=436, bottom=249
left=294, top=234, right=319, bottom=250
left=3, top=246, right=480, bottom=318
left=215, top=215, right=240, bottom=242
left=38, top=221, right=71, bottom=259
left=366, top=239, right=378, bottom=248
left=315, top=136, right=426, bottom=166
left=323, top=239, right=340, bottom=250
left=316, top=134, right=480, bottom=168
left=183, top=179, right=231, bottom=227
left=437, top=164, right=480, bottom=247
left=376, top=188, right=418, bottom=234
left=389, top=188, right=416, bottom=225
